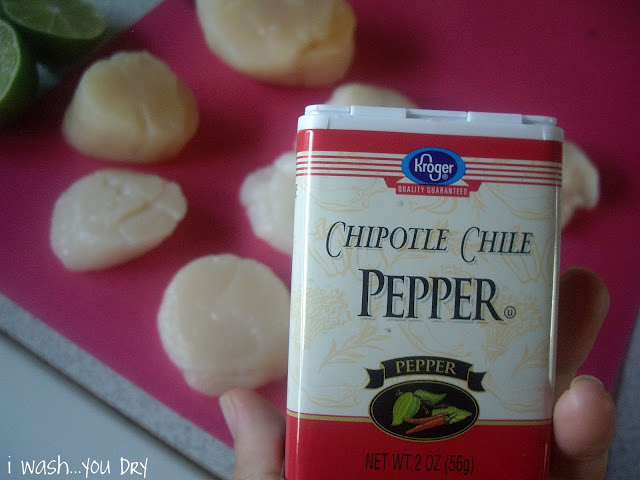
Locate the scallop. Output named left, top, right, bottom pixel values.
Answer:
left=195, top=0, right=356, bottom=86
left=62, top=51, right=199, bottom=163
left=240, top=152, right=296, bottom=255
left=50, top=169, right=187, bottom=271
left=157, top=254, right=290, bottom=395
left=326, top=82, right=418, bottom=108
left=561, top=141, right=600, bottom=227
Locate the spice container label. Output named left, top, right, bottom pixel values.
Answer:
left=286, top=106, right=563, bottom=480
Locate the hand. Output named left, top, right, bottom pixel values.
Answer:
left=219, top=266, right=616, bottom=480
left=551, top=267, right=616, bottom=479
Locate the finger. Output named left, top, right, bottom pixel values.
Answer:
left=551, top=375, right=616, bottom=480
left=555, top=267, right=610, bottom=395
left=220, top=388, right=285, bottom=480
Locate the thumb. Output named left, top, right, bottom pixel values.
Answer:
left=551, top=375, right=616, bottom=480
left=220, top=388, right=285, bottom=480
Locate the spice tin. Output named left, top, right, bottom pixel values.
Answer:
left=286, top=106, right=563, bottom=480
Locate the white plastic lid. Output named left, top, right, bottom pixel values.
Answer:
left=298, top=105, right=563, bottom=141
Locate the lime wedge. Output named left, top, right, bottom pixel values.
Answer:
left=0, top=18, right=37, bottom=128
left=0, top=0, right=106, bottom=66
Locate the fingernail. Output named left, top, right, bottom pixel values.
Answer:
left=570, top=374, right=604, bottom=390
left=219, top=393, right=238, bottom=439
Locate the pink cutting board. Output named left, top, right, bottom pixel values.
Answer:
left=1, top=0, right=639, bottom=448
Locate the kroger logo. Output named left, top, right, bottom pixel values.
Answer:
left=401, top=148, right=466, bottom=185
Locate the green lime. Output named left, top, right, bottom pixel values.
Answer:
left=0, top=0, right=106, bottom=66
left=0, top=17, right=37, bottom=128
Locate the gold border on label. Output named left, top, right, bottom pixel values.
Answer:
left=286, top=410, right=551, bottom=427
left=286, top=410, right=371, bottom=423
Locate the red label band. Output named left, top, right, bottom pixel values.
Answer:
left=295, top=129, right=562, bottom=194
left=285, top=415, right=551, bottom=480
left=296, top=129, right=563, bottom=163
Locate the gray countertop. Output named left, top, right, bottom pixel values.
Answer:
left=606, top=318, right=640, bottom=478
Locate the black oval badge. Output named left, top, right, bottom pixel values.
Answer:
left=369, top=380, right=479, bottom=442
